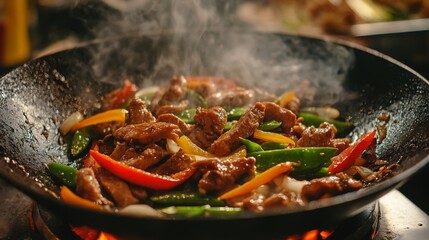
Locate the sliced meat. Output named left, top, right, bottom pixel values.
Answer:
left=155, top=149, right=193, bottom=175
left=151, top=76, right=188, bottom=114
left=330, top=138, right=350, bottom=152
left=188, top=107, right=227, bottom=149
left=186, top=79, right=216, bottom=98
left=296, top=122, right=337, bottom=147
left=263, top=101, right=297, bottom=131
left=156, top=100, right=189, bottom=117
left=75, top=168, right=113, bottom=206
left=122, top=144, right=168, bottom=170
left=284, top=96, right=301, bottom=115
left=113, top=122, right=180, bottom=145
left=109, top=142, right=128, bottom=160
left=126, top=98, right=156, bottom=124
left=95, top=168, right=139, bottom=208
left=157, top=113, right=192, bottom=134
left=208, top=102, right=265, bottom=156
left=129, top=185, right=148, bottom=200
left=206, top=87, right=254, bottom=109
left=97, top=135, right=116, bottom=156
left=301, top=172, right=362, bottom=201
left=262, top=192, right=305, bottom=209
left=192, top=157, right=256, bottom=192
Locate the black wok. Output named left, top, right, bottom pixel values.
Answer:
left=1, top=31, right=429, bottom=239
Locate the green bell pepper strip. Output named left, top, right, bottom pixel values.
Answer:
left=223, top=121, right=236, bottom=131
left=241, top=138, right=263, bottom=153
left=258, top=120, right=281, bottom=131
left=176, top=108, right=197, bottom=124
left=300, top=112, right=354, bottom=134
left=247, top=147, right=338, bottom=173
left=226, top=107, right=245, bottom=120
left=160, top=206, right=242, bottom=218
left=150, top=192, right=226, bottom=207
left=185, top=89, right=207, bottom=108
left=47, top=163, right=77, bottom=188
left=260, top=142, right=287, bottom=150
left=70, top=129, right=91, bottom=158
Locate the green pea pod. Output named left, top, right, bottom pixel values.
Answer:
left=258, top=120, right=281, bottom=131
left=150, top=192, right=226, bottom=207
left=160, top=206, right=242, bottom=218
left=186, top=89, right=207, bottom=108
left=223, top=121, right=236, bottom=132
left=300, top=112, right=354, bottom=134
left=70, top=129, right=91, bottom=158
left=176, top=109, right=196, bottom=124
left=241, top=138, right=263, bottom=153
left=260, top=142, right=287, bottom=150
left=47, top=163, right=77, bottom=188
left=226, top=107, right=245, bottom=120
left=248, top=147, right=337, bottom=173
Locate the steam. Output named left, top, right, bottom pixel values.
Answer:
left=80, top=0, right=355, bottom=104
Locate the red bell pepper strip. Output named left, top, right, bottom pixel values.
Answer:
left=90, top=150, right=195, bottom=190
left=111, top=80, right=137, bottom=109
left=328, top=130, right=376, bottom=174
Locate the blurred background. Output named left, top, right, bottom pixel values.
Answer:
left=0, top=0, right=428, bottom=216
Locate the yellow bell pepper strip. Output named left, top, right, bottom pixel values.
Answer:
left=248, top=147, right=337, bottom=173
left=328, top=130, right=377, bottom=174
left=60, top=186, right=103, bottom=210
left=90, top=150, right=195, bottom=190
left=177, top=135, right=215, bottom=158
left=219, top=162, right=294, bottom=200
left=187, top=147, right=247, bottom=162
left=69, top=109, right=127, bottom=133
left=253, top=129, right=295, bottom=146
left=278, top=91, right=295, bottom=108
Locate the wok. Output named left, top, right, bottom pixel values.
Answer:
left=1, top=31, right=429, bottom=238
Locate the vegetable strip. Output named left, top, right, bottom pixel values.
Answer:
left=70, top=109, right=127, bottom=133
left=253, top=129, right=295, bottom=146
left=60, top=186, right=102, bottom=210
left=219, top=162, right=294, bottom=200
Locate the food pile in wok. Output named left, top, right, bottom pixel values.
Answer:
left=51, top=76, right=395, bottom=218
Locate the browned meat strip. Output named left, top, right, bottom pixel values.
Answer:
left=187, top=80, right=216, bottom=98
left=126, top=98, right=156, bottom=124
left=263, top=101, right=297, bottom=131
left=95, top=168, right=139, bottom=208
left=122, top=144, right=168, bottom=170
left=113, top=122, right=180, bottom=145
left=296, top=122, right=337, bottom=147
left=330, top=138, right=350, bottom=152
left=75, top=168, right=113, bottom=206
left=157, top=113, right=192, bottom=134
left=156, top=100, right=189, bottom=117
left=208, top=102, right=265, bottom=156
left=206, top=87, right=254, bottom=109
left=129, top=185, right=148, bottom=200
left=192, top=157, right=256, bottom=192
left=97, top=134, right=116, bottom=156
left=301, top=173, right=362, bottom=201
left=262, top=192, right=305, bottom=209
left=188, top=107, right=227, bottom=149
left=155, top=149, right=193, bottom=175
left=151, top=76, right=188, bottom=114
left=109, top=142, right=128, bottom=160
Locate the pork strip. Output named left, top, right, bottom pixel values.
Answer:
left=75, top=168, right=113, bottom=206
left=113, top=122, right=180, bottom=145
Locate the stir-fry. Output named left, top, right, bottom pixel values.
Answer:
left=52, top=76, right=394, bottom=218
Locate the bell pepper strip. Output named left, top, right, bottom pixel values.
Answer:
left=187, top=147, right=247, bottom=162
left=160, top=205, right=242, bottom=218
left=328, top=130, right=377, bottom=174
left=226, top=107, right=246, bottom=120
left=278, top=91, right=295, bottom=108
left=300, top=112, right=354, bottom=134
left=253, top=129, right=295, bottom=146
left=69, top=109, right=127, bottom=133
left=97, top=232, right=119, bottom=240
left=260, top=142, right=287, bottom=150
left=111, top=79, right=137, bottom=109
left=219, top=162, right=294, bottom=200
left=90, top=150, right=195, bottom=190
left=176, top=135, right=215, bottom=158
left=175, top=108, right=196, bottom=124
left=185, top=89, right=208, bottom=108
left=150, top=192, right=226, bottom=207
left=47, top=163, right=77, bottom=188
left=247, top=147, right=338, bottom=173
left=60, top=186, right=103, bottom=210
left=70, top=129, right=92, bottom=158
left=258, top=120, right=282, bottom=131
left=241, top=138, right=263, bottom=153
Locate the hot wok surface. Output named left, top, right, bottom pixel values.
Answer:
left=1, top=31, right=429, bottom=238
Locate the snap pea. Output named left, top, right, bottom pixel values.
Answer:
left=186, top=89, right=207, bottom=108
left=47, top=163, right=77, bottom=188
left=300, top=112, right=354, bottom=134
left=223, top=121, right=236, bottom=131
left=160, top=206, right=242, bottom=218
left=258, top=120, right=281, bottom=131
left=226, top=107, right=245, bottom=120
left=260, top=142, right=287, bottom=150
left=176, top=109, right=197, bottom=124
left=150, top=192, right=226, bottom=207
left=70, top=129, right=91, bottom=158
left=241, top=138, right=263, bottom=153
left=248, top=147, right=337, bottom=173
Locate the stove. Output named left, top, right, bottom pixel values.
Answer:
left=1, top=178, right=428, bottom=240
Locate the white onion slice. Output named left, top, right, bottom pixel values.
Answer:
left=166, top=138, right=180, bottom=154
left=119, top=204, right=163, bottom=218
left=135, top=86, right=160, bottom=98
left=59, top=111, right=83, bottom=136
left=273, top=175, right=309, bottom=194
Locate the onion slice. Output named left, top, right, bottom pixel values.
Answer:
left=59, top=111, right=83, bottom=136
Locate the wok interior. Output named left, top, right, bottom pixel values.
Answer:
left=1, top=32, right=429, bottom=235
